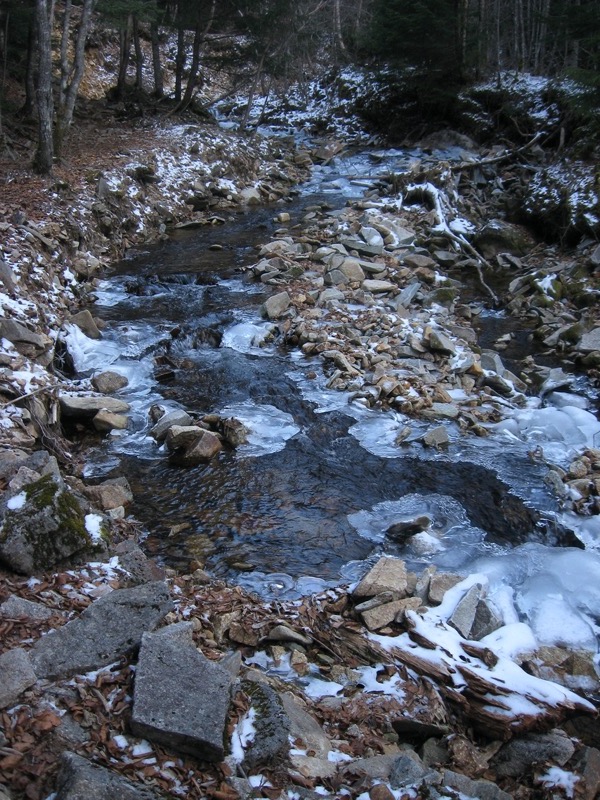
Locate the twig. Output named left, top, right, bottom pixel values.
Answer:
left=449, top=130, right=545, bottom=172
left=0, top=384, right=56, bottom=409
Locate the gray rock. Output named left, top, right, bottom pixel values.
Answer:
left=165, top=425, right=204, bottom=451
left=69, top=310, right=101, bottom=340
left=470, top=599, right=503, bottom=640
left=92, top=410, right=128, bottom=432
left=0, top=648, right=37, bottom=709
left=84, top=477, right=133, bottom=511
left=240, top=186, right=261, bottom=205
left=428, top=330, right=456, bottom=355
left=591, top=244, right=600, bottom=267
left=422, top=426, right=450, bottom=447
left=318, top=287, right=345, bottom=304
left=0, top=319, right=52, bottom=354
left=578, top=328, right=600, bottom=354
left=447, top=584, right=484, bottom=638
left=389, top=752, right=440, bottom=789
left=353, top=557, right=408, bottom=598
left=150, top=409, right=193, bottom=442
left=403, top=253, right=437, bottom=270
left=241, top=680, right=290, bottom=771
left=0, top=255, right=16, bottom=291
left=493, top=730, right=576, bottom=778
left=443, top=769, right=511, bottom=799
left=55, top=752, right=162, bottom=800
left=131, top=622, right=233, bottom=761
left=280, top=692, right=330, bottom=758
left=175, top=429, right=222, bottom=464
left=473, top=220, right=535, bottom=258
left=341, top=754, right=400, bottom=780
left=0, top=475, right=95, bottom=574
left=30, top=581, right=172, bottom=680
left=340, top=237, right=383, bottom=257
left=261, top=290, right=291, bottom=320
left=112, top=541, right=164, bottom=585
left=421, top=403, right=459, bottom=420
left=59, top=394, right=130, bottom=419
left=0, top=595, right=53, bottom=620
left=91, top=371, right=129, bottom=394
left=396, top=282, right=421, bottom=308
left=428, top=573, right=463, bottom=604
left=362, top=279, right=395, bottom=293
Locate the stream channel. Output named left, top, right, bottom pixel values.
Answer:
left=72, top=147, right=600, bottom=657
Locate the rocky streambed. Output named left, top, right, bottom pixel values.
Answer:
left=1, top=121, right=600, bottom=799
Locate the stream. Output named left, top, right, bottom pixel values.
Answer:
left=70, top=146, right=600, bottom=658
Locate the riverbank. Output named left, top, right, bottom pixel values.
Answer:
left=1, top=110, right=600, bottom=800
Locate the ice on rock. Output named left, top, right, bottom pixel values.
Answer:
left=219, top=400, right=300, bottom=456
left=64, top=323, right=121, bottom=372
left=493, top=403, right=600, bottom=463
left=221, top=321, right=275, bottom=356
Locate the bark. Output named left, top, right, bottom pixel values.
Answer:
left=177, top=0, right=216, bottom=112
left=33, top=0, right=54, bottom=174
left=175, top=26, right=185, bottom=103
left=240, top=51, right=266, bottom=131
left=23, top=19, right=37, bottom=118
left=116, top=15, right=133, bottom=99
left=132, top=15, right=143, bottom=90
left=150, top=21, right=164, bottom=97
left=55, top=0, right=95, bottom=159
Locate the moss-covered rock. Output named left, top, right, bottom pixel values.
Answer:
left=0, top=475, right=103, bottom=575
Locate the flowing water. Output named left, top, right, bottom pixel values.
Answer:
left=73, top=148, right=600, bottom=655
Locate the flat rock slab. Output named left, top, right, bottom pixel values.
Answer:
left=30, top=581, right=172, bottom=680
left=0, top=594, right=54, bottom=620
left=0, top=648, right=37, bottom=709
left=55, top=752, right=163, bottom=800
left=131, top=622, right=234, bottom=761
left=60, top=394, right=130, bottom=418
left=150, top=409, right=193, bottom=442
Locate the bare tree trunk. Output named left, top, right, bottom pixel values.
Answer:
left=116, top=15, right=133, bottom=99
left=23, top=19, right=37, bottom=117
left=150, top=21, right=163, bottom=97
left=178, top=0, right=216, bottom=112
left=333, top=0, right=348, bottom=57
left=132, top=15, right=143, bottom=90
left=34, top=0, right=54, bottom=174
left=55, top=0, right=95, bottom=159
left=175, top=26, right=185, bottom=103
left=240, top=50, right=266, bottom=131
left=59, top=0, right=72, bottom=109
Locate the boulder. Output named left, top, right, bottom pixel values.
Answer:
left=261, top=291, right=291, bottom=320
left=150, top=409, right=193, bottom=442
left=59, top=394, right=130, bottom=419
left=493, top=731, right=576, bottom=778
left=0, top=648, right=37, bottom=709
left=131, top=623, right=233, bottom=761
left=83, top=478, right=133, bottom=511
left=389, top=752, right=440, bottom=790
left=353, top=557, right=408, bottom=598
left=427, top=329, right=456, bottom=355
left=69, top=310, right=101, bottom=340
left=0, top=595, right=54, bottom=620
left=30, top=581, right=172, bottom=680
left=240, top=680, right=291, bottom=771
left=442, top=769, right=512, bottom=800
left=577, top=328, right=600, bottom=354
left=240, top=186, right=261, bottom=205
left=0, top=475, right=97, bottom=574
left=428, top=572, right=463, bottom=604
left=175, top=429, right=222, bottom=464
left=91, top=371, right=129, bottom=393
left=473, top=220, right=535, bottom=258
left=55, top=752, right=162, bottom=800
left=92, top=410, right=128, bottom=432
left=165, top=425, right=204, bottom=451
left=0, top=319, right=53, bottom=358
left=447, top=584, right=484, bottom=638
